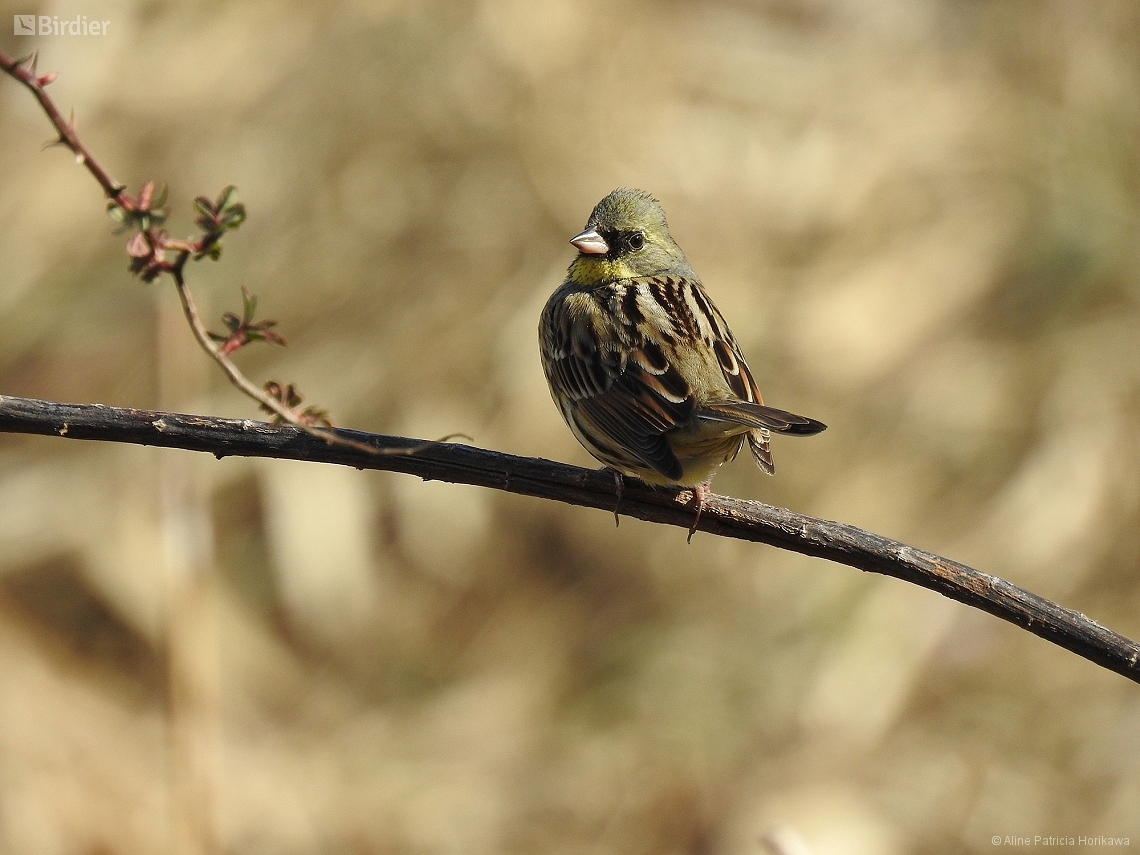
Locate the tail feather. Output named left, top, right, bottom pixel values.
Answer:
left=698, top=401, right=827, bottom=436
left=748, top=429, right=775, bottom=475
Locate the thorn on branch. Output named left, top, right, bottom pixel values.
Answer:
left=17, top=50, right=38, bottom=75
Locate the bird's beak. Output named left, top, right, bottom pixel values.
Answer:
left=570, top=228, right=608, bottom=255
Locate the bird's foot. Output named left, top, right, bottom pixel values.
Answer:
left=686, top=481, right=711, bottom=543
left=608, top=469, right=625, bottom=527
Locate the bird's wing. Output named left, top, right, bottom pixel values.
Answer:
left=667, top=277, right=826, bottom=471
left=671, top=281, right=780, bottom=473
left=541, top=283, right=697, bottom=480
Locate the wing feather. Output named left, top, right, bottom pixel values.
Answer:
left=540, top=283, right=700, bottom=479
left=539, top=274, right=824, bottom=483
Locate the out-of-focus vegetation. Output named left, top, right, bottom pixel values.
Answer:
left=1, top=1, right=1139, bottom=852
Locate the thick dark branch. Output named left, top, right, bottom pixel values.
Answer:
left=3, top=394, right=1138, bottom=684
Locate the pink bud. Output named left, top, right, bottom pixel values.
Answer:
left=126, top=232, right=150, bottom=258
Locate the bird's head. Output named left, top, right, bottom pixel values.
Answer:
left=567, top=188, right=694, bottom=285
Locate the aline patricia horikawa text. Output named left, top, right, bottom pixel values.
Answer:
left=992, top=835, right=1130, bottom=847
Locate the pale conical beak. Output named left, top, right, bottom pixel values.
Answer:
left=570, top=228, right=609, bottom=255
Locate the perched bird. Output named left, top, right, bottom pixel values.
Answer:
left=539, top=188, right=826, bottom=536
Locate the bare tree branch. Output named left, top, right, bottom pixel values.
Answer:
left=2, top=393, right=1138, bottom=685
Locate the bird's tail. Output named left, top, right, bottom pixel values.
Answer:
left=698, top=401, right=827, bottom=436
left=747, top=429, right=775, bottom=475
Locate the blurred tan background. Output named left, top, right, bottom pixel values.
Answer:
left=2, top=1, right=1140, bottom=852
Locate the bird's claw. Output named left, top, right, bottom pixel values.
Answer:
left=611, top=469, right=624, bottom=527
left=686, top=482, right=711, bottom=543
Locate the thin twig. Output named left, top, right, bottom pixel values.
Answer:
left=2, top=394, right=1138, bottom=686
left=0, top=49, right=126, bottom=201
left=0, top=48, right=380, bottom=456
left=165, top=256, right=376, bottom=455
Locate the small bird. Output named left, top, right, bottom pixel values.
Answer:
left=539, top=188, right=826, bottom=536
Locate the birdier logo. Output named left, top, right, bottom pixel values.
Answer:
left=14, top=15, right=110, bottom=36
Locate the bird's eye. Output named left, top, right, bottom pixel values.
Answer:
left=627, top=233, right=645, bottom=251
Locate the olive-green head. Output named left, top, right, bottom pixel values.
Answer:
left=567, top=189, right=694, bottom=285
